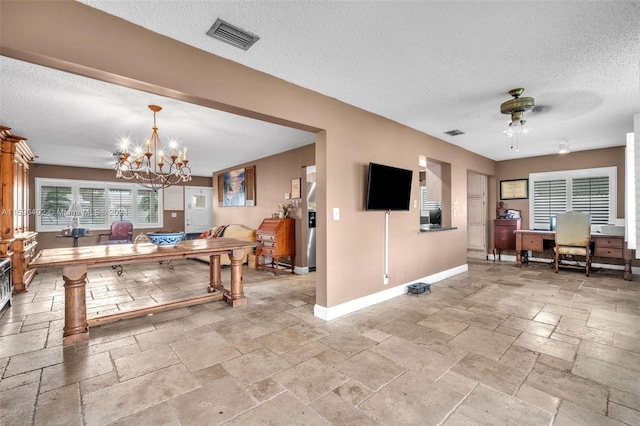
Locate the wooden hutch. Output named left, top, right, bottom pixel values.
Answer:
left=256, top=217, right=295, bottom=275
left=1, top=125, right=37, bottom=292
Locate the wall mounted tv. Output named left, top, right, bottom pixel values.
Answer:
left=365, top=162, right=413, bottom=211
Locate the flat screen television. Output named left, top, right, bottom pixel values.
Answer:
left=365, top=162, right=413, bottom=211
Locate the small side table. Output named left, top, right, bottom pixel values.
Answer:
left=57, top=234, right=95, bottom=247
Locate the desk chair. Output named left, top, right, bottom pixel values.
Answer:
left=554, top=211, right=591, bottom=276
left=98, top=221, right=133, bottom=276
left=98, top=221, right=133, bottom=245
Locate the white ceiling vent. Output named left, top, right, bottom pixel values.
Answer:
left=206, top=18, right=260, bottom=50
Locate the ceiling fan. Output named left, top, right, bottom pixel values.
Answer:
left=501, top=88, right=535, bottom=150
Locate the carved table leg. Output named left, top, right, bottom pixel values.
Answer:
left=208, top=254, right=225, bottom=294
left=62, top=264, right=89, bottom=346
left=226, top=248, right=246, bottom=307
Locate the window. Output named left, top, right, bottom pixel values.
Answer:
left=36, top=178, right=163, bottom=232
left=530, top=167, right=616, bottom=230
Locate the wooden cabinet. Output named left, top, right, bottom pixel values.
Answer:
left=493, top=218, right=521, bottom=261
left=1, top=125, right=37, bottom=291
left=256, top=218, right=295, bottom=275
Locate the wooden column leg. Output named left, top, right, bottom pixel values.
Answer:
left=226, top=249, right=246, bottom=307
left=62, top=264, right=89, bottom=346
left=208, top=254, right=224, bottom=294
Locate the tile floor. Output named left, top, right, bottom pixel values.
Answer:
left=1, top=259, right=639, bottom=425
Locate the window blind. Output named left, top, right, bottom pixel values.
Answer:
left=529, top=167, right=615, bottom=230
left=136, top=190, right=159, bottom=225
left=78, top=186, right=106, bottom=226
left=533, top=179, right=567, bottom=226
left=108, top=188, right=133, bottom=222
left=36, top=178, right=163, bottom=231
left=572, top=177, right=610, bottom=224
left=39, top=185, right=72, bottom=227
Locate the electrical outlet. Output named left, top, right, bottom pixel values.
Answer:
left=171, top=212, right=177, bottom=218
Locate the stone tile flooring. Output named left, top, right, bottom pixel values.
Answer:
left=1, top=259, right=639, bottom=425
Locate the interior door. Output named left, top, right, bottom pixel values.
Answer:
left=185, top=186, right=213, bottom=234
left=467, top=172, right=488, bottom=259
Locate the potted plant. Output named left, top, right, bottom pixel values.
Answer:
left=278, top=201, right=294, bottom=218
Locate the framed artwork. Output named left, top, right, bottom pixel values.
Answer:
left=291, top=178, right=301, bottom=199
left=218, top=166, right=256, bottom=207
left=500, top=178, right=528, bottom=200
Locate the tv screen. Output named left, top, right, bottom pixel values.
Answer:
left=366, top=162, right=413, bottom=211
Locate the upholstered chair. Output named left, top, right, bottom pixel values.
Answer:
left=554, top=211, right=591, bottom=276
left=98, top=221, right=133, bottom=245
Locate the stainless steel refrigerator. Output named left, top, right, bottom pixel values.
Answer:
left=306, top=166, right=316, bottom=270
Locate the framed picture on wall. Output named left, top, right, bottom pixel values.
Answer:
left=291, top=178, right=301, bottom=199
left=500, top=178, right=528, bottom=200
left=217, top=166, right=256, bottom=207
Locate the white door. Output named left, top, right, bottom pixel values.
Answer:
left=185, top=186, right=213, bottom=234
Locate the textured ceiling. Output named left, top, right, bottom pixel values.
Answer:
left=1, top=1, right=639, bottom=176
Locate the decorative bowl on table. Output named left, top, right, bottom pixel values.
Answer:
left=147, top=231, right=184, bottom=248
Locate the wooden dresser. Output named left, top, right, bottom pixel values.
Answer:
left=493, top=218, right=521, bottom=261
left=256, top=218, right=295, bottom=275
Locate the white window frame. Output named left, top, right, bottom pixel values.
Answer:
left=529, top=167, right=617, bottom=231
left=35, top=178, right=163, bottom=232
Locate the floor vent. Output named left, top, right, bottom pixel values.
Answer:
left=444, top=129, right=465, bottom=136
left=206, top=18, right=260, bottom=50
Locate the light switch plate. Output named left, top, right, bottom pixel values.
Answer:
left=333, top=207, right=340, bottom=220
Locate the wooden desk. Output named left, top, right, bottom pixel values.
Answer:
left=514, top=230, right=633, bottom=280
left=30, top=238, right=258, bottom=346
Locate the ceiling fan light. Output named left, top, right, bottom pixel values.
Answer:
left=510, top=120, right=523, bottom=134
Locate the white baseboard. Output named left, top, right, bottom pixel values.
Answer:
left=294, top=266, right=309, bottom=275
left=314, top=263, right=468, bottom=321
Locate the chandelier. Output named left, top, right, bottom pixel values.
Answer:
left=115, top=105, right=192, bottom=191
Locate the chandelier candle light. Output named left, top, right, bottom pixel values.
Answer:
left=116, top=105, right=192, bottom=191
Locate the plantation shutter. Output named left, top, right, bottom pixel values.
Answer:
left=39, top=185, right=72, bottom=227
left=572, top=176, right=610, bottom=224
left=108, top=188, right=133, bottom=223
left=136, top=190, right=159, bottom=225
left=78, top=185, right=106, bottom=226
left=420, top=186, right=428, bottom=216
left=533, top=179, right=567, bottom=227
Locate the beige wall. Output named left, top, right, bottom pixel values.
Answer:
left=495, top=146, right=625, bottom=230
left=29, top=163, right=212, bottom=250
left=2, top=1, right=498, bottom=309
left=212, top=144, right=315, bottom=267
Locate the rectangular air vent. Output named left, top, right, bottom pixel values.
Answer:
left=207, top=18, right=260, bottom=50
left=444, top=129, right=465, bottom=136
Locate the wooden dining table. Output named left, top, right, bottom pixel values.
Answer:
left=30, top=238, right=258, bottom=346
